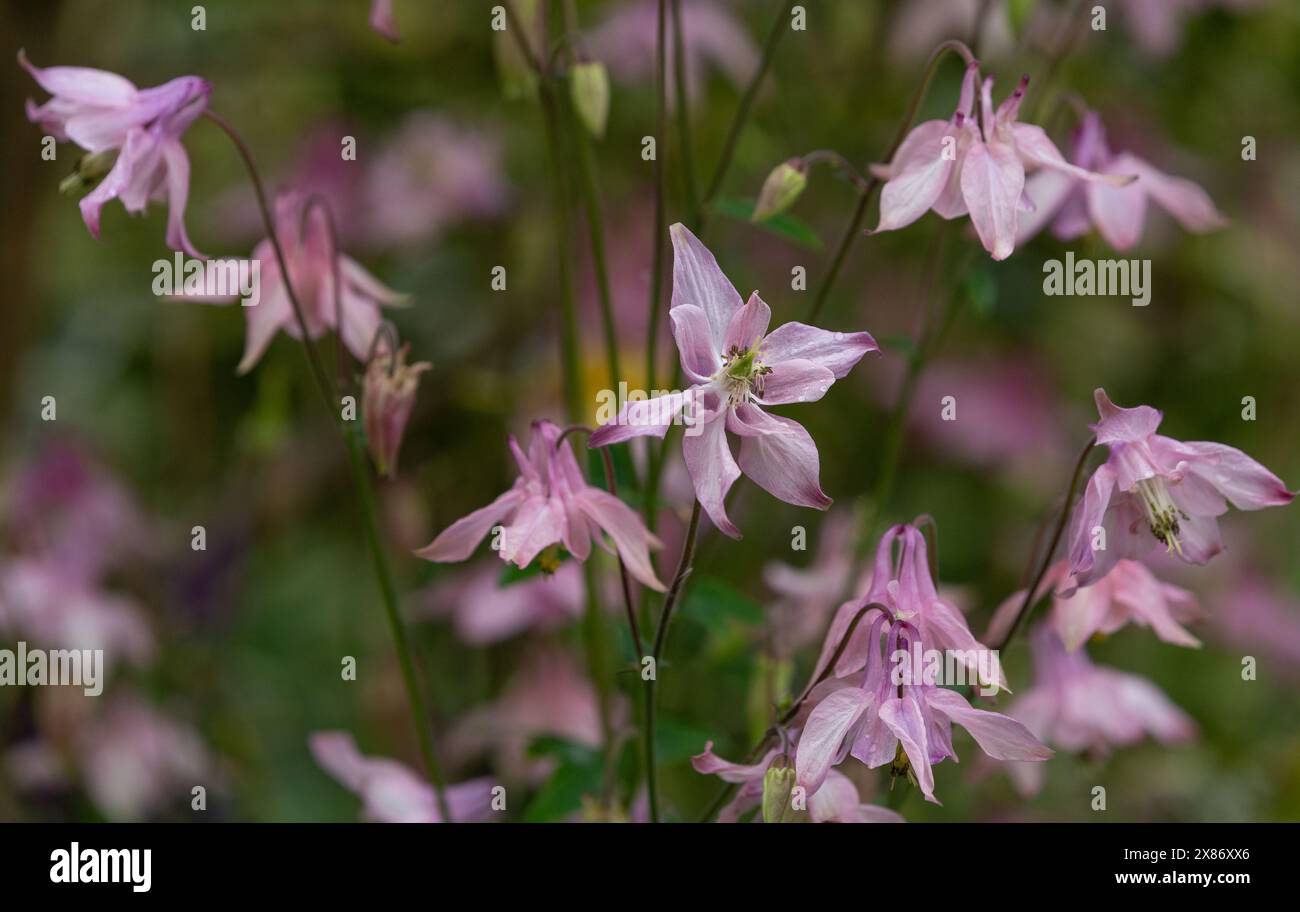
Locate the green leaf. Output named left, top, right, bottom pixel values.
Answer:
left=711, top=197, right=823, bottom=249
left=654, top=717, right=717, bottom=766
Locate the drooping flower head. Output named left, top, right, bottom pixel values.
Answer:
left=226, top=191, right=408, bottom=373
left=362, top=343, right=431, bottom=478
left=1018, top=109, right=1226, bottom=251
left=1001, top=623, right=1195, bottom=797
left=1067, top=389, right=1292, bottom=589
left=589, top=224, right=878, bottom=538
left=872, top=61, right=1132, bottom=260
left=418, top=420, right=665, bottom=591
left=795, top=604, right=1050, bottom=805
left=20, top=51, right=211, bottom=257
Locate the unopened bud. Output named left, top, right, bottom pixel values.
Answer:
left=752, top=159, right=808, bottom=222
left=570, top=61, right=610, bottom=139
left=59, top=149, right=118, bottom=196
left=762, top=763, right=798, bottom=823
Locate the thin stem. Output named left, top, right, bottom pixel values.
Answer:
left=995, top=439, right=1097, bottom=651
left=699, top=0, right=796, bottom=224
left=203, top=112, right=453, bottom=821
left=806, top=39, right=976, bottom=324
left=670, top=0, right=701, bottom=229
left=646, top=498, right=702, bottom=822
left=644, top=0, right=668, bottom=396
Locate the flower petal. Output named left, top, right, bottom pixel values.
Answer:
left=669, top=222, right=742, bottom=351
left=877, top=695, right=937, bottom=803
left=589, top=389, right=699, bottom=446
left=1090, top=388, right=1163, bottom=445
left=682, top=409, right=742, bottom=538
left=415, top=486, right=525, bottom=563
left=960, top=137, right=1025, bottom=261
left=722, top=291, right=771, bottom=354
left=927, top=687, right=1053, bottom=762
left=757, top=358, right=836, bottom=405
left=1163, top=439, right=1294, bottom=510
left=795, top=687, right=873, bottom=794
left=575, top=489, right=667, bottom=591
left=760, top=322, right=879, bottom=378
left=670, top=304, right=721, bottom=384
left=727, top=405, right=832, bottom=510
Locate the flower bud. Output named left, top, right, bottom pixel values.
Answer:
left=59, top=149, right=118, bottom=196
left=761, top=763, right=800, bottom=823
left=362, top=344, right=431, bottom=478
left=752, top=158, right=808, bottom=222
left=570, top=61, right=610, bottom=139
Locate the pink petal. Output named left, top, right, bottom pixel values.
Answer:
left=1125, top=154, right=1227, bottom=232
left=875, top=121, right=959, bottom=232
left=415, top=486, right=525, bottom=563
left=1090, top=388, right=1162, bottom=445
left=1066, top=462, right=1117, bottom=583
left=669, top=222, right=742, bottom=351
left=795, top=687, right=873, bottom=793
left=498, top=495, right=565, bottom=568
left=18, top=50, right=137, bottom=106
left=760, top=322, right=879, bottom=378
left=960, top=137, right=1025, bottom=261
left=369, top=0, right=401, bottom=42
left=589, top=389, right=699, bottom=446
left=727, top=405, right=832, bottom=511
left=341, top=256, right=409, bottom=306
left=575, top=489, right=667, bottom=591
left=1166, top=440, right=1294, bottom=510
left=670, top=304, right=721, bottom=384
left=1086, top=172, right=1148, bottom=251
left=691, top=742, right=776, bottom=784
left=877, top=695, right=937, bottom=803
left=160, top=138, right=204, bottom=258
left=1016, top=168, right=1078, bottom=244
left=927, top=687, right=1053, bottom=761
left=236, top=277, right=292, bottom=374
left=757, top=358, right=836, bottom=405
left=682, top=409, right=742, bottom=538
left=722, top=291, right=771, bottom=354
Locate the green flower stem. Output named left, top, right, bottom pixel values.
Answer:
left=203, top=111, right=453, bottom=822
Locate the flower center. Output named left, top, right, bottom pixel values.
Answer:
left=716, top=345, right=771, bottom=407
left=1133, top=476, right=1187, bottom=557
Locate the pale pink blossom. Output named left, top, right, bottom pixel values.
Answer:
left=1003, top=624, right=1195, bottom=797
left=310, top=731, right=495, bottom=823
left=20, top=51, right=210, bottom=257
left=418, top=420, right=666, bottom=590
left=414, top=560, right=584, bottom=645
left=872, top=63, right=1130, bottom=260
left=1018, top=110, right=1226, bottom=251
left=589, top=224, right=877, bottom=538
left=1067, top=389, right=1292, bottom=589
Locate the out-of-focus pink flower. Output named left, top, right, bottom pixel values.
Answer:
left=310, top=731, right=494, bottom=823
left=1003, top=624, right=1194, bottom=797
left=692, top=741, right=904, bottom=823
left=78, top=695, right=212, bottom=821
left=872, top=63, right=1130, bottom=260
left=886, top=0, right=1015, bottom=63
left=1067, top=389, right=1292, bottom=589
left=20, top=51, right=210, bottom=257
left=362, top=343, right=430, bottom=478
left=418, top=420, right=666, bottom=590
left=370, top=0, right=400, bottom=42
left=449, top=649, right=608, bottom=783
left=988, top=559, right=1202, bottom=651
left=588, top=0, right=758, bottom=108
left=197, top=191, right=407, bottom=373
left=1018, top=110, right=1226, bottom=251
left=795, top=599, right=1048, bottom=805
left=590, top=224, right=877, bottom=538
left=414, top=560, right=584, bottom=645
left=763, top=511, right=862, bottom=657
left=0, top=559, right=153, bottom=670
left=1212, top=577, right=1300, bottom=673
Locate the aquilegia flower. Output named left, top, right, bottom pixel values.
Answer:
left=1017, top=109, right=1226, bottom=251
left=418, top=420, right=666, bottom=591
left=1001, top=624, right=1194, bottom=797
left=362, top=343, right=430, bottom=478
left=589, top=223, right=878, bottom=538
left=795, top=605, right=1051, bottom=805
left=988, top=559, right=1202, bottom=651
left=202, top=191, right=408, bottom=373
left=310, top=731, right=494, bottom=823
left=872, top=62, right=1131, bottom=260
left=1067, top=389, right=1292, bottom=589
left=20, top=50, right=210, bottom=257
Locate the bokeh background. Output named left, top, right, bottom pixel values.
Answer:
left=1, top=0, right=1298, bottom=822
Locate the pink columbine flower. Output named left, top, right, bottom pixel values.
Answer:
left=588, top=224, right=878, bottom=538
left=1003, top=624, right=1194, bottom=797
left=417, top=420, right=666, bottom=591
left=20, top=50, right=210, bottom=258
left=795, top=605, right=1051, bottom=805
left=872, top=62, right=1131, bottom=260
left=1067, top=389, right=1293, bottom=590
left=369, top=0, right=400, bottom=42
left=820, top=523, right=1007, bottom=692
left=1018, top=110, right=1226, bottom=251
left=414, top=560, right=584, bottom=645
left=211, top=191, right=408, bottom=373
left=692, top=741, right=904, bottom=824
left=310, top=731, right=494, bottom=823
left=362, top=343, right=430, bottom=478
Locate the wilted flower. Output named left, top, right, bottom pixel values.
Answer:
left=872, top=62, right=1131, bottom=260
left=310, top=731, right=494, bottom=823
left=589, top=224, right=877, bottom=538
left=795, top=606, right=1051, bottom=805
left=1067, top=389, right=1292, bottom=589
left=1018, top=110, right=1226, bottom=250
left=418, top=420, right=666, bottom=590
left=363, top=343, right=430, bottom=478
left=20, top=51, right=211, bottom=257
left=692, top=741, right=904, bottom=823
left=1002, top=624, right=1194, bottom=797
